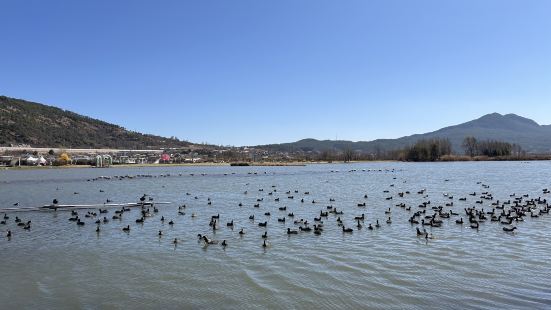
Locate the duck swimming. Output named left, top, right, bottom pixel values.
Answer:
left=287, top=228, right=298, bottom=235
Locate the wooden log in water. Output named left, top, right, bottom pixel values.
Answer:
left=0, top=202, right=171, bottom=212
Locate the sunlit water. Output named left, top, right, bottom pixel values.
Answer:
left=1, top=162, right=551, bottom=309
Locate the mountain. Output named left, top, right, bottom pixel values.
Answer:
left=0, top=96, right=191, bottom=149
left=2, top=95, right=550, bottom=154
left=258, top=113, right=551, bottom=154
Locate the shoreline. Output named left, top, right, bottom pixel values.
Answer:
left=0, top=160, right=398, bottom=170
left=2, top=158, right=548, bottom=171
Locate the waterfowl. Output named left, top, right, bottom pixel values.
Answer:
left=249, top=215, right=254, bottom=220
left=354, top=214, right=365, bottom=221
left=158, top=230, right=163, bottom=237
left=202, top=235, right=217, bottom=244
left=386, top=217, right=392, bottom=224
left=503, top=226, right=517, bottom=232
left=258, top=221, right=267, bottom=227
left=287, top=228, right=298, bottom=235
left=375, top=220, right=380, bottom=228
left=222, top=240, right=227, bottom=247
left=96, top=225, right=100, bottom=233
left=173, top=238, right=178, bottom=244
left=456, top=218, right=463, bottom=224
left=227, top=220, right=234, bottom=227
left=299, top=226, right=312, bottom=232
left=239, top=228, right=245, bottom=235
left=262, top=240, right=267, bottom=248
left=342, top=226, right=353, bottom=233
left=262, top=231, right=268, bottom=239
left=168, top=220, right=174, bottom=225
left=122, top=225, right=130, bottom=232
left=6, top=230, right=11, bottom=238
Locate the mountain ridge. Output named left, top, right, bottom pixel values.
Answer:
left=1, top=95, right=550, bottom=154
left=257, top=113, right=551, bottom=154
left=0, top=96, right=191, bottom=149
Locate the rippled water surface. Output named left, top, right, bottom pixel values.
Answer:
left=1, top=162, right=551, bottom=309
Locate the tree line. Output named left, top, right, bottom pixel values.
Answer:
left=462, top=136, right=523, bottom=157
left=305, top=136, right=526, bottom=162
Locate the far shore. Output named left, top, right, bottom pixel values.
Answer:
left=2, top=157, right=549, bottom=171
left=1, top=160, right=399, bottom=170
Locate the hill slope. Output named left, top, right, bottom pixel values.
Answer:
left=0, top=96, right=190, bottom=149
left=258, top=113, right=551, bottom=154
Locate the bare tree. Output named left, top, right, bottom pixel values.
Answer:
left=462, top=136, right=477, bottom=157
left=343, top=148, right=354, bottom=162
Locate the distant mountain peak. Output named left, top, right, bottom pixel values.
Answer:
left=503, top=113, right=540, bottom=126
left=259, top=112, right=551, bottom=154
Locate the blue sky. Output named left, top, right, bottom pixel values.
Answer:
left=1, top=0, right=550, bottom=146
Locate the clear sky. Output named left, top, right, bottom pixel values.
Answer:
left=1, top=0, right=550, bottom=146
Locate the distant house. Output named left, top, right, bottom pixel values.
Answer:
left=24, top=155, right=39, bottom=166
left=160, top=153, right=171, bottom=163
left=0, top=156, right=14, bottom=166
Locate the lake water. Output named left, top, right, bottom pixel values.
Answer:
left=1, top=162, right=551, bottom=309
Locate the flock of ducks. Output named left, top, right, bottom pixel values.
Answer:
left=2, top=173, right=550, bottom=248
